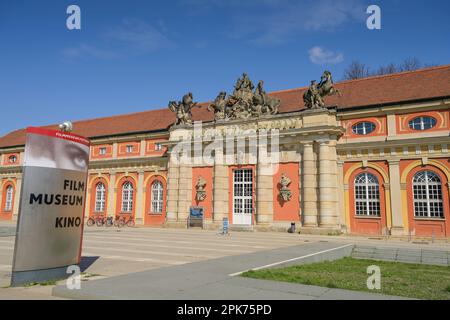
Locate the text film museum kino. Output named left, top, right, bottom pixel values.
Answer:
left=1, top=66, right=450, bottom=237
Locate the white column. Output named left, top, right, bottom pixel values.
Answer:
left=302, top=143, right=318, bottom=227
left=318, top=141, right=338, bottom=227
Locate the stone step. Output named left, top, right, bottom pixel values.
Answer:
left=298, top=226, right=342, bottom=236
left=229, top=225, right=254, bottom=232
left=351, top=245, right=450, bottom=266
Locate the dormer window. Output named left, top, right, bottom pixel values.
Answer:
left=99, top=147, right=107, bottom=155
left=155, top=143, right=162, bottom=151
left=409, top=116, right=437, bottom=131
left=352, top=122, right=376, bottom=135
left=126, top=145, right=134, bottom=153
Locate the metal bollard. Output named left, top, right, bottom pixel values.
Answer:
left=288, top=222, right=296, bottom=234
left=222, top=218, right=229, bottom=235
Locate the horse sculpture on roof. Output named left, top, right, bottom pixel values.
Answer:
left=304, top=70, right=342, bottom=109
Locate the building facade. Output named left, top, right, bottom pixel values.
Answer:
left=1, top=66, right=449, bottom=238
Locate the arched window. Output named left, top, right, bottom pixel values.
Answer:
left=95, top=183, right=106, bottom=212
left=151, top=181, right=164, bottom=214
left=4, top=185, right=13, bottom=211
left=121, top=182, right=134, bottom=213
left=412, top=171, right=444, bottom=218
left=354, top=173, right=380, bottom=216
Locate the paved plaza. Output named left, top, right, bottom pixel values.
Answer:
left=0, top=221, right=449, bottom=299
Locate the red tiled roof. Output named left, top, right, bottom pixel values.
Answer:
left=1, top=65, right=449, bottom=149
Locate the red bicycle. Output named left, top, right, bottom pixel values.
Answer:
left=114, top=215, right=135, bottom=228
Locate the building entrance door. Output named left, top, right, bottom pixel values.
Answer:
left=233, top=169, right=253, bottom=225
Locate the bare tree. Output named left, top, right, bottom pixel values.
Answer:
left=342, top=57, right=435, bottom=80
left=374, top=63, right=397, bottom=76
left=398, top=57, right=422, bottom=72
left=343, top=61, right=371, bottom=80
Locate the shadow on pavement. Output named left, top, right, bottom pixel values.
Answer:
left=79, top=256, right=100, bottom=273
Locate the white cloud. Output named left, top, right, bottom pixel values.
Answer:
left=62, top=19, right=175, bottom=60
left=104, top=19, right=175, bottom=54
left=62, top=44, right=120, bottom=60
left=181, top=0, right=368, bottom=45
left=308, top=46, right=344, bottom=64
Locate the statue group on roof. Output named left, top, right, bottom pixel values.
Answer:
left=208, top=73, right=281, bottom=121
left=168, top=71, right=341, bottom=126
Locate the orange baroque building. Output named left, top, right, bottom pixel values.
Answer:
left=0, top=65, right=449, bottom=238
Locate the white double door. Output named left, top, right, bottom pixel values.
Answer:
left=232, top=169, right=253, bottom=225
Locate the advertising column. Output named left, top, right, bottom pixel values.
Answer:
left=11, top=127, right=90, bottom=286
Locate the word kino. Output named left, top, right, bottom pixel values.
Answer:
left=29, top=179, right=85, bottom=206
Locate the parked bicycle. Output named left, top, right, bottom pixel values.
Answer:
left=87, top=215, right=114, bottom=227
left=105, top=216, right=114, bottom=227
left=114, top=215, right=135, bottom=228
left=87, top=214, right=105, bottom=227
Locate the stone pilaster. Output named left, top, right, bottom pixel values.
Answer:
left=387, top=114, right=397, bottom=137
left=337, top=160, right=345, bottom=230
left=318, top=141, right=339, bottom=227
left=107, top=173, right=116, bottom=217
left=112, top=142, right=118, bottom=158
left=256, top=162, right=274, bottom=225
left=0, top=181, right=2, bottom=215
left=166, top=159, right=180, bottom=223
left=140, top=140, right=146, bottom=157
left=213, top=164, right=229, bottom=223
left=12, top=176, right=22, bottom=222
left=388, top=160, right=405, bottom=235
left=302, top=143, right=318, bottom=226
left=177, top=165, right=192, bottom=221
left=135, top=170, right=145, bottom=225
left=84, top=183, right=91, bottom=222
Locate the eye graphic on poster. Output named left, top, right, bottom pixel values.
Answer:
left=24, top=132, right=89, bottom=172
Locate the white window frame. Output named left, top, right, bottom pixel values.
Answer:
left=155, top=143, right=162, bottom=151
left=233, top=169, right=253, bottom=225
left=4, top=185, right=13, bottom=211
left=354, top=173, right=381, bottom=217
left=412, top=171, right=444, bottom=218
left=352, top=122, right=376, bottom=135
left=121, top=182, right=134, bottom=213
left=151, top=181, right=164, bottom=214
left=409, top=116, right=436, bottom=131
left=95, top=183, right=106, bottom=212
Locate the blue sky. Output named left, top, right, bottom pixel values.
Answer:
left=0, top=0, right=449, bottom=136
